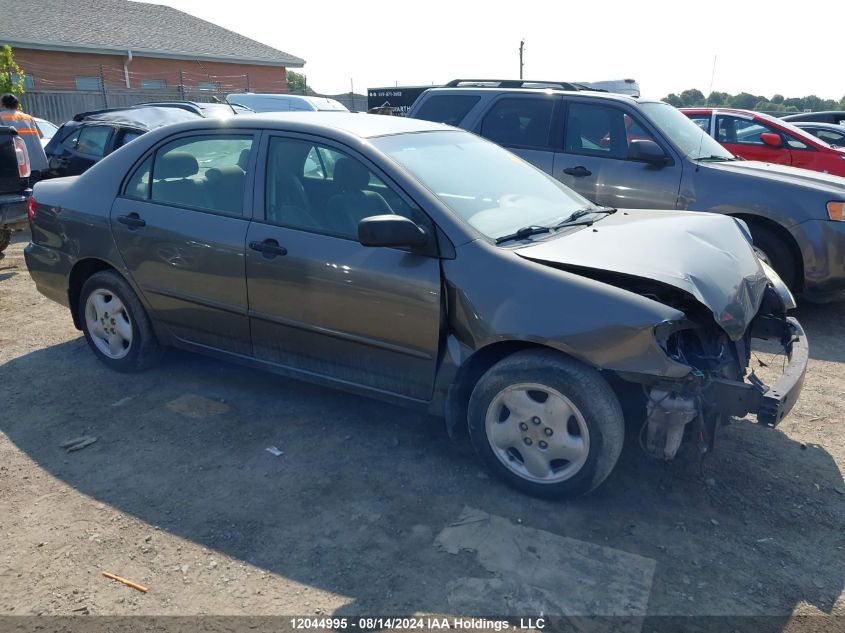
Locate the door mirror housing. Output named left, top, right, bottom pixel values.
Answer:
left=358, top=215, right=428, bottom=249
left=628, top=139, right=668, bottom=165
left=760, top=132, right=782, bottom=147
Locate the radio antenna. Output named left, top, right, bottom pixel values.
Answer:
left=695, top=54, right=718, bottom=170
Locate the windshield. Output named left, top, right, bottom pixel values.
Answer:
left=372, top=131, right=596, bottom=242
left=641, top=102, right=734, bottom=160
left=756, top=112, right=833, bottom=149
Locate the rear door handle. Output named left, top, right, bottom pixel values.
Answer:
left=563, top=166, right=592, bottom=177
left=117, top=213, right=146, bottom=229
left=249, top=238, right=288, bottom=258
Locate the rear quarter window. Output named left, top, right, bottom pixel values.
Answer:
left=414, top=95, right=480, bottom=126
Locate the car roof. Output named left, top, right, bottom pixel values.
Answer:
left=793, top=121, right=845, bottom=129
left=784, top=110, right=845, bottom=117
left=148, top=111, right=453, bottom=139
left=417, top=86, right=653, bottom=105
left=73, top=105, right=203, bottom=130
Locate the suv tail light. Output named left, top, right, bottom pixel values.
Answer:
left=13, top=136, right=30, bottom=178
left=27, top=197, right=38, bottom=223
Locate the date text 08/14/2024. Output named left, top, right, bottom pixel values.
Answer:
left=289, top=617, right=547, bottom=630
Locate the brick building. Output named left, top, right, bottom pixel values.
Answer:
left=0, top=0, right=305, bottom=94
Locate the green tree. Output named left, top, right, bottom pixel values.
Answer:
left=664, top=93, right=683, bottom=107
left=679, top=88, right=705, bottom=106
left=0, top=44, right=25, bottom=95
left=706, top=91, right=728, bottom=106
left=286, top=70, right=307, bottom=94
left=730, top=92, right=760, bottom=109
left=771, top=94, right=784, bottom=104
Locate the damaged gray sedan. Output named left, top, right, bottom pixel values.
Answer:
left=24, top=113, right=808, bottom=498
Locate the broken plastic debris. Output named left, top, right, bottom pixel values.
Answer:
left=60, top=436, right=98, bottom=452
left=265, top=446, right=283, bottom=457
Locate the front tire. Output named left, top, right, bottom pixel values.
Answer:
left=749, top=223, right=798, bottom=291
left=468, top=349, right=625, bottom=499
left=78, top=270, right=162, bottom=372
left=0, top=229, right=11, bottom=253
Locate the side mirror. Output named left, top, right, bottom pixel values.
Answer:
left=358, top=215, right=428, bottom=249
left=628, top=139, right=668, bottom=165
left=760, top=132, right=782, bottom=147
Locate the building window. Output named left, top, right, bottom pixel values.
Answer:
left=10, top=73, right=35, bottom=90
left=141, top=79, right=166, bottom=89
left=75, top=76, right=102, bottom=91
left=197, top=81, right=220, bottom=91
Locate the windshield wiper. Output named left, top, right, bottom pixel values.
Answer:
left=495, top=225, right=552, bottom=244
left=696, top=155, right=736, bottom=162
left=495, top=208, right=615, bottom=244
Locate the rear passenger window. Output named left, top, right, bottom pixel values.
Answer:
left=75, top=125, right=112, bottom=157
left=149, top=135, right=253, bottom=216
left=480, top=98, right=553, bottom=149
left=123, top=156, right=152, bottom=200
left=414, top=95, right=480, bottom=126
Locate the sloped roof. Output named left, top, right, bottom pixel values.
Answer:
left=0, top=0, right=304, bottom=67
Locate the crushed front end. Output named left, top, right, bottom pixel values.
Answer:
left=620, top=280, right=808, bottom=461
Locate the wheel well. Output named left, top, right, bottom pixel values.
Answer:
left=444, top=340, right=554, bottom=437
left=68, top=259, right=116, bottom=329
left=731, top=214, right=804, bottom=292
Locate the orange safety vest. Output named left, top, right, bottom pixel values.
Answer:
left=1, top=108, right=49, bottom=171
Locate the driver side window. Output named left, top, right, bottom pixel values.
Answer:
left=264, top=137, right=422, bottom=240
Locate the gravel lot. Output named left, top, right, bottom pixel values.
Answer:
left=1, top=230, right=843, bottom=627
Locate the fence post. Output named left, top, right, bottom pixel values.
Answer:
left=99, top=65, right=109, bottom=108
left=246, top=73, right=250, bottom=92
left=179, top=70, right=185, bottom=100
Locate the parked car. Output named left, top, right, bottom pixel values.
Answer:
left=25, top=112, right=807, bottom=498
left=681, top=107, right=845, bottom=177
left=43, top=105, right=203, bottom=179
left=408, top=87, right=845, bottom=300
left=0, top=126, right=31, bottom=253
left=791, top=121, right=845, bottom=147
left=33, top=116, right=58, bottom=147
left=783, top=111, right=845, bottom=126
left=227, top=93, right=348, bottom=113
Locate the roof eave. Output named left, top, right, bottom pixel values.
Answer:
left=3, top=38, right=305, bottom=68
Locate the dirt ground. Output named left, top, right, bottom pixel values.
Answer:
left=1, top=230, right=843, bottom=628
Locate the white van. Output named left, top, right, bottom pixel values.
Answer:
left=226, top=93, right=349, bottom=113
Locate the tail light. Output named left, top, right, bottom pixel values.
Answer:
left=27, top=197, right=38, bottom=223
left=13, top=136, right=30, bottom=178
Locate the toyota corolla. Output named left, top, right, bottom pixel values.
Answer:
left=24, top=113, right=807, bottom=498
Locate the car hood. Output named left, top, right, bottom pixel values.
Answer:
left=705, top=159, right=845, bottom=192
left=516, top=209, right=769, bottom=340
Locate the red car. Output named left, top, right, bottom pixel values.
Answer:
left=682, top=107, right=845, bottom=177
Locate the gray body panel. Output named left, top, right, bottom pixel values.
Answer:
left=22, top=113, right=800, bottom=424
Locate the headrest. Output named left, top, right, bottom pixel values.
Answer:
left=205, top=165, right=245, bottom=182
left=238, top=148, right=250, bottom=170
left=156, top=152, right=198, bottom=179
left=333, top=157, right=370, bottom=191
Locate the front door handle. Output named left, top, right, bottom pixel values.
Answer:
left=563, top=166, right=592, bottom=177
left=117, top=212, right=146, bottom=229
left=249, top=238, right=288, bottom=258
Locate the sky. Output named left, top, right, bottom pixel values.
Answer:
left=142, top=0, right=841, bottom=101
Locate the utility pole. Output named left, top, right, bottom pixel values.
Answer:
left=179, top=70, right=185, bottom=100
left=99, top=64, right=108, bottom=108
left=519, top=39, right=525, bottom=80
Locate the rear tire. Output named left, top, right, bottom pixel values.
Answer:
left=78, top=270, right=162, bottom=372
left=748, top=223, right=798, bottom=291
left=0, top=229, right=11, bottom=253
left=468, top=349, right=625, bottom=499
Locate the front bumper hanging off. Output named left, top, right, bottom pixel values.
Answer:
left=706, top=317, right=808, bottom=427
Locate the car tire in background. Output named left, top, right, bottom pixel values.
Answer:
left=78, top=270, right=162, bottom=372
left=0, top=229, right=10, bottom=253
left=468, top=349, right=625, bottom=499
left=748, top=223, right=798, bottom=291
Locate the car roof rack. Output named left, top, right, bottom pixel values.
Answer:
left=443, top=79, right=606, bottom=92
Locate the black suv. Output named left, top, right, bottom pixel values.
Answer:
left=409, top=80, right=845, bottom=302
